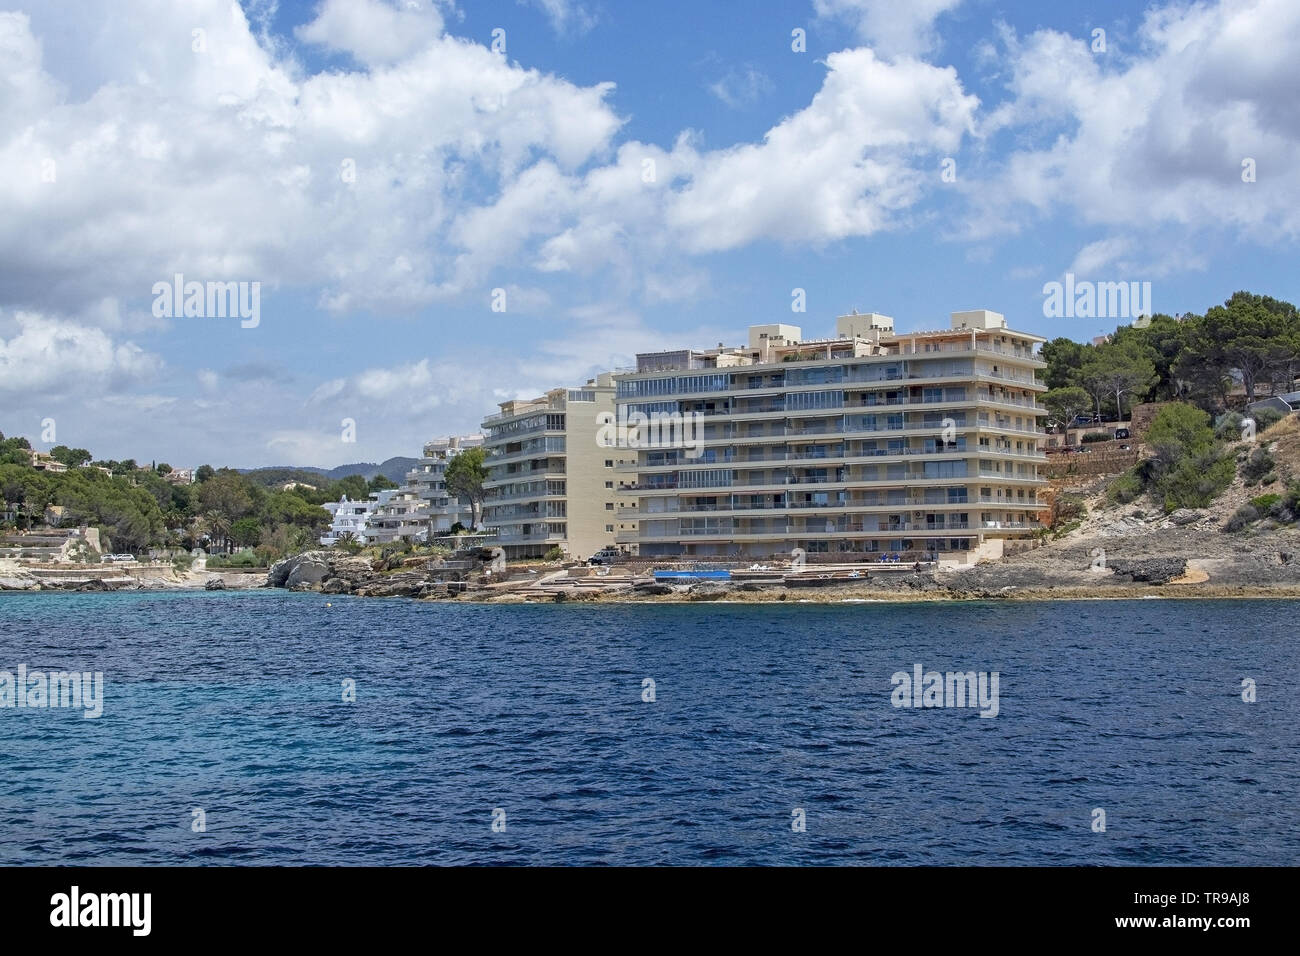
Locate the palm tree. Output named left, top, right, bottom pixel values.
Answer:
left=200, top=510, right=231, bottom=553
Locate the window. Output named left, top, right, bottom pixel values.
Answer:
left=605, top=481, right=613, bottom=488
left=605, top=503, right=614, bottom=511
left=786, top=389, right=844, bottom=411
left=605, top=524, right=614, bottom=532
left=605, top=460, right=613, bottom=467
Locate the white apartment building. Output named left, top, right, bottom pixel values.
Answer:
left=366, top=435, right=483, bottom=544
left=481, top=374, right=634, bottom=560
left=612, top=310, right=1048, bottom=562
left=320, top=495, right=377, bottom=546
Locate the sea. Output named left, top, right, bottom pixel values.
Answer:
left=0, top=590, right=1295, bottom=865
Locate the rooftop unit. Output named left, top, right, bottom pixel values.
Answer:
left=836, top=312, right=894, bottom=338
left=950, top=309, right=1007, bottom=331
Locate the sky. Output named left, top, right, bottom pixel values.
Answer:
left=1, top=0, right=1297, bottom=468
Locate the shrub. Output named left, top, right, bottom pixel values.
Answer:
left=1107, top=470, right=1144, bottom=504
left=1241, top=446, right=1276, bottom=484
left=206, top=550, right=263, bottom=568
left=1053, top=493, right=1087, bottom=526
left=1274, top=482, right=1300, bottom=523
left=543, top=546, right=564, bottom=561
left=1081, top=431, right=1111, bottom=443
left=1225, top=504, right=1259, bottom=532
left=1157, top=450, right=1236, bottom=511
left=379, top=541, right=411, bottom=560
left=1252, top=407, right=1284, bottom=431
left=1250, top=493, right=1282, bottom=512
left=1214, top=411, right=1245, bottom=441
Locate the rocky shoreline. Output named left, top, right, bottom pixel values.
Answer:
left=10, top=509, right=1300, bottom=604
left=255, top=525, right=1300, bottom=604
left=0, top=561, right=265, bottom=592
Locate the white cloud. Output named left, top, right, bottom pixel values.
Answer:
left=1068, top=237, right=1135, bottom=275
left=966, top=0, right=1300, bottom=242
left=0, top=2, right=624, bottom=320
left=667, top=49, right=978, bottom=251
left=708, top=66, right=773, bottom=109
left=813, top=0, right=963, bottom=57
left=523, top=0, right=598, bottom=36
left=0, top=312, right=162, bottom=395
left=296, top=0, right=446, bottom=66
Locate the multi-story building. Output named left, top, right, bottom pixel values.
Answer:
left=320, top=495, right=377, bottom=546
left=481, top=374, right=632, bottom=559
left=613, top=309, right=1047, bottom=562
left=366, top=435, right=483, bottom=544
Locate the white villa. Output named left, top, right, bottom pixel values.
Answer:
left=320, top=495, right=378, bottom=546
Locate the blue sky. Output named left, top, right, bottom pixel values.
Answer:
left=1, top=0, right=1297, bottom=467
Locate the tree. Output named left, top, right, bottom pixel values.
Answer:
left=1043, top=387, right=1092, bottom=444
left=1145, top=403, right=1215, bottom=469
left=445, top=447, right=488, bottom=529
left=1095, top=341, right=1158, bottom=421
left=1076, top=355, right=1112, bottom=421
left=200, top=510, right=232, bottom=553
left=194, top=465, right=216, bottom=483
left=368, top=473, right=397, bottom=492
left=332, top=474, right=369, bottom=501
left=1188, top=292, right=1300, bottom=403
left=230, top=517, right=262, bottom=548
left=1114, top=314, right=1184, bottom=400
left=195, top=471, right=253, bottom=551
left=49, top=446, right=92, bottom=468
left=1040, top=337, right=1089, bottom=390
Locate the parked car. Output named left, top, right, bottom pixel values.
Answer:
left=1073, top=414, right=1103, bottom=426
left=100, top=553, right=136, bottom=563
left=1114, top=427, right=1130, bottom=439
left=587, top=547, right=623, bottom=566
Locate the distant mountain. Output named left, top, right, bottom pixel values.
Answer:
left=321, top=457, right=420, bottom=483
left=241, top=457, right=419, bottom=487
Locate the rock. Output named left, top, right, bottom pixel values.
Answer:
left=267, top=551, right=331, bottom=588
left=1168, top=509, right=1204, bottom=526
left=687, top=581, right=729, bottom=594
left=638, top=584, right=674, bottom=595
left=320, top=577, right=349, bottom=594
left=1107, top=558, right=1188, bottom=585
left=286, top=557, right=329, bottom=589
left=204, top=577, right=226, bottom=590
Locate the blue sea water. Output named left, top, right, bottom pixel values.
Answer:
left=0, top=590, right=1296, bottom=865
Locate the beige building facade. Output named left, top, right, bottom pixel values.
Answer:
left=481, top=373, right=633, bottom=559
left=612, top=310, right=1048, bottom=562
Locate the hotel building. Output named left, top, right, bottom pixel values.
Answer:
left=481, top=374, right=633, bottom=559
left=612, top=310, right=1048, bottom=562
